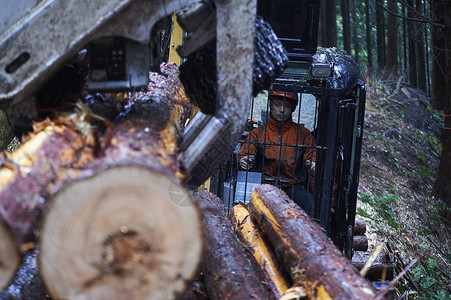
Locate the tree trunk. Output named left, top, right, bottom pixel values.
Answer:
left=386, top=0, right=398, bottom=74
left=432, top=0, right=451, bottom=223
left=194, top=191, right=277, bottom=300
left=229, top=204, right=291, bottom=298
left=365, top=0, right=373, bottom=70
left=0, top=121, right=90, bottom=246
left=319, top=0, right=328, bottom=47
left=350, top=1, right=360, bottom=64
left=325, top=0, right=338, bottom=47
left=403, top=5, right=408, bottom=74
left=430, top=0, right=447, bottom=110
left=248, top=184, right=376, bottom=299
left=415, top=0, right=427, bottom=92
left=0, top=63, right=203, bottom=299
left=341, top=0, right=351, bottom=53
left=376, top=0, right=386, bottom=70
left=407, top=0, right=418, bottom=87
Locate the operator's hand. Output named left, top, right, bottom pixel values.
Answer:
left=306, top=160, right=316, bottom=176
left=240, top=155, right=255, bottom=170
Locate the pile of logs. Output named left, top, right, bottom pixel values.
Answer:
left=191, top=186, right=381, bottom=300
left=0, top=63, right=202, bottom=299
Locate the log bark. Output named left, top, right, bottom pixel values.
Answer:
left=194, top=191, right=277, bottom=300
left=353, top=219, right=367, bottom=235
left=229, top=204, right=291, bottom=298
left=0, top=120, right=91, bottom=246
left=352, top=251, right=394, bottom=282
left=248, top=184, right=376, bottom=299
left=1, top=63, right=202, bottom=299
left=353, top=235, right=369, bottom=251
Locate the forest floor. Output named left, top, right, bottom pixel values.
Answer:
left=358, top=72, right=451, bottom=299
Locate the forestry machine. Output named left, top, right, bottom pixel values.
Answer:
left=0, top=0, right=257, bottom=188
left=0, top=0, right=365, bottom=257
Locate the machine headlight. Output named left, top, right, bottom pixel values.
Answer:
left=310, top=63, right=333, bottom=78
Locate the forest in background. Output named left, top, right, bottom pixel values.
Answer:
left=315, top=1, right=451, bottom=298
left=317, top=0, right=451, bottom=224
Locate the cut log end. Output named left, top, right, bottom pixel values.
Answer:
left=39, top=166, right=202, bottom=300
left=0, top=221, right=19, bottom=290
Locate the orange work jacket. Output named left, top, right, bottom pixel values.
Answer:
left=238, top=117, right=316, bottom=187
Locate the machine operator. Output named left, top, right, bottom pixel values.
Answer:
left=238, top=91, right=316, bottom=216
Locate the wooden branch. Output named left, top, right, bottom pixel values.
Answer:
left=0, top=63, right=200, bottom=299
left=194, top=191, right=277, bottom=300
left=248, top=185, right=376, bottom=299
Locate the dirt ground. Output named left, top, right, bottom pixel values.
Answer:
left=358, top=73, right=451, bottom=299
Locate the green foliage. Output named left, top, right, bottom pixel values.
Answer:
left=358, top=192, right=400, bottom=231
left=367, top=134, right=382, bottom=143
left=426, top=105, right=443, bottom=124
left=427, top=135, right=442, bottom=156
left=416, top=150, right=426, bottom=164
left=419, top=167, right=436, bottom=178
left=411, top=258, right=451, bottom=300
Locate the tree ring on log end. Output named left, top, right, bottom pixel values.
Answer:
left=39, top=166, right=202, bottom=300
left=0, top=221, right=19, bottom=290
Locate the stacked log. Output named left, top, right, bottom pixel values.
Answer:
left=248, top=184, right=377, bottom=299
left=193, top=191, right=277, bottom=300
left=0, top=63, right=202, bottom=299
left=229, top=204, right=291, bottom=298
left=352, top=251, right=395, bottom=282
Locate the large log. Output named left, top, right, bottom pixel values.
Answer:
left=229, top=204, right=291, bottom=298
left=0, top=120, right=92, bottom=246
left=1, top=63, right=202, bottom=299
left=38, top=64, right=199, bottom=300
left=248, top=185, right=376, bottom=299
left=194, top=191, right=277, bottom=300
left=40, top=164, right=201, bottom=300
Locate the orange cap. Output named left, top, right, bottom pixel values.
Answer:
left=269, top=91, right=298, bottom=104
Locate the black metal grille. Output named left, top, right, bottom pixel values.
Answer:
left=209, top=82, right=366, bottom=259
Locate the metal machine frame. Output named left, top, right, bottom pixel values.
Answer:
left=211, top=0, right=366, bottom=258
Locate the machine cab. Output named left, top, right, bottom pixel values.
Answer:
left=211, top=0, right=366, bottom=258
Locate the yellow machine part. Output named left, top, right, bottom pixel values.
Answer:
left=230, top=204, right=290, bottom=296
left=168, top=14, right=184, bottom=66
